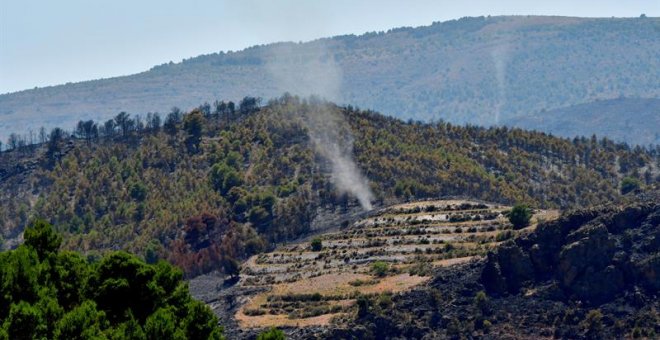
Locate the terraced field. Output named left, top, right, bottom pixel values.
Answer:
left=235, top=200, right=558, bottom=328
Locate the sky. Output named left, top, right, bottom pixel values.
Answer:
left=1, top=0, right=658, bottom=94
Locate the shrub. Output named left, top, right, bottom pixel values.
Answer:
left=508, top=204, right=532, bottom=229
left=495, top=230, right=514, bottom=242
left=243, top=308, right=266, bottom=316
left=580, top=309, right=603, bottom=338
left=620, top=177, right=641, bottom=194
left=408, top=261, right=433, bottom=276
left=310, top=238, right=323, bottom=251
left=482, top=319, right=492, bottom=332
left=371, top=261, right=389, bottom=277
left=473, top=291, right=490, bottom=314
left=377, top=294, right=393, bottom=309
left=356, top=295, right=371, bottom=318
left=257, top=327, right=285, bottom=340
left=349, top=278, right=378, bottom=286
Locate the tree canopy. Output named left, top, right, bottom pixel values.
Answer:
left=508, top=204, right=532, bottom=229
left=0, top=220, right=224, bottom=339
left=0, top=96, right=655, bottom=277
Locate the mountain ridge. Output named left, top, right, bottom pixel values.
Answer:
left=1, top=97, right=657, bottom=278
left=1, top=15, right=659, bottom=144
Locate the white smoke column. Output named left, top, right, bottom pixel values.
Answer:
left=304, top=102, right=374, bottom=210
left=266, top=42, right=374, bottom=210
left=490, top=41, right=510, bottom=125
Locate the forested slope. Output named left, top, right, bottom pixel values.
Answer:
left=0, top=96, right=657, bottom=277
left=1, top=16, right=659, bottom=144
left=505, top=98, right=660, bottom=145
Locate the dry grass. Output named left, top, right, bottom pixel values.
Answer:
left=234, top=199, right=558, bottom=329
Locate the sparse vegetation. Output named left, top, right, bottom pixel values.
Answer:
left=621, top=177, right=642, bottom=194
left=233, top=199, right=556, bottom=329
left=371, top=261, right=390, bottom=277
left=257, top=327, right=286, bottom=340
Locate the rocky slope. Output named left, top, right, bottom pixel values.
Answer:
left=321, top=191, right=659, bottom=339
left=481, top=193, right=659, bottom=305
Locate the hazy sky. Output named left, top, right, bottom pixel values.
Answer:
left=1, top=0, right=658, bottom=94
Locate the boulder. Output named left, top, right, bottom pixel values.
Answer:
left=481, top=252, right=507, bottom=295
left=568, top=265, right=625, bottom=304
left=481, top=199, right=658, bottom=306
left=558, top=223, right=615, bottom=287
left=496, top=242, right=534, bottom=293
left=636, top=253, right=660, bottom=291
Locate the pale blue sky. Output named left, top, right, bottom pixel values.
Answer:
left=1, top=0, right=658, bottom=94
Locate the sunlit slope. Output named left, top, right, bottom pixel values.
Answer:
left=233, top=199, right=557, bottom=328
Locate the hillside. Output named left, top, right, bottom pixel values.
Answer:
left=323, top=191, right=660, bottom=339
left=504, top=97, right=660, bottom=145
left=0, top=97, right=657, bottom=278
left=193, top=199, right=557, bottom=337
left=1, top=16, right=659, bottom=144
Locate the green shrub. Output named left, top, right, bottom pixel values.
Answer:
left=495, top=230, right=514, bottom=242
left=348, top=278, right=379, bottom=286
left=508, top=204, right=532, bottom=229
left=408, top=261, right=433, bottom=276
left=371, top=261, right=389, bottom=277
left=473, top=291, right=490, bottom=314
left=377, top=294, right=393, bottom=309
left=257, top=327, right=286, bottom=340
left=621, top=177, right=641, bottom=194
left=580, top=309, right=603, bottom=338
left=310, top=238, right=323, bottom=251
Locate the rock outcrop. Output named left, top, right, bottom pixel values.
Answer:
left=482, top=201, right=659, bottom=305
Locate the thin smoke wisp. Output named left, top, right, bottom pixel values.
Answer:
left=490, top=41, right=510, bottom=125
left=266, top=42, right=374, bottom=210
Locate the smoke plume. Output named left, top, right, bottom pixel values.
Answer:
left=490, top=41, right=510, bottom=125
left=266, top=42, right=374, bottom=210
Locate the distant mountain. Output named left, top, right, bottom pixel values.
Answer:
left=1, top=15, right=659, bottom=143
left=504, top=98, right=660, bottom=145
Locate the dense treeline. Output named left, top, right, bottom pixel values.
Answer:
left=0, top=94, right=657, bottom=276
left=0, top=220, right=224, bottom=339
left=0, top=97, right=258, bottom=153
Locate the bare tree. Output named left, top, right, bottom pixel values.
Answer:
left=39, top=126, right=48, bottom=144
left=114, top=112, right=134, bottom=137
left=7, top=133, right=19, bottom=151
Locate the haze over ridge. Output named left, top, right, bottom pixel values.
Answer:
left=1, top=15, right=659, bottom=144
